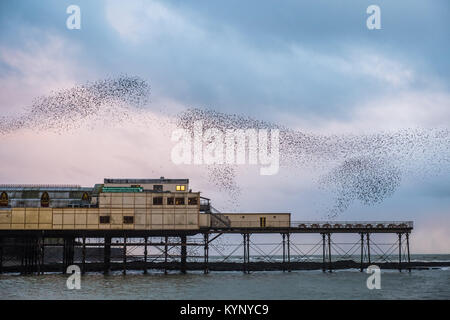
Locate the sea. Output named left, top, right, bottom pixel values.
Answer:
left=1, top=254, right=449, bottom=300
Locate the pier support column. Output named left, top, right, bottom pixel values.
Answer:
left=398, top=233, right=402, bottom=272
left=327, top=233, right=332, bottom=273
left=63, top=237, right=75, bottom=274
left=246, top=233, right=251, bottom=274
left=243, top=234, right=246, bottom=274
left=22, top=237, right=28, bottom=275
left=360, top=233, right=364, bottom=272
left=286, top=233, right=291, bottom=272
left=242, top=233, right=251, bottom=274
left=180, top=235, right=187, bottom=274
left=20, top=238, right=25, bottom=274
left=40, top=237, right=45, bottom=275
left=37, top=237, right=43, bottom=275
left=366, top=233, right=371, bottom=265
left=143, top=237, right=148, bottom=274
left=164, top=236, right=168, bottom=275
left=322, top=233, right=326, bottom=272
left=0, top=237, right=3, bottom=274
left=81, top=237, right=86, bottom=275
left=104, top=236, right=111, bottom=275
left=20, top=237, right=40, bottom=275
left=282, top=233, right=286, bottom=272
left=203, top=233, right=209, bottom=274
left=123, top=236, right=127, bottom=275
left=406, top=233, right=411, bottom=272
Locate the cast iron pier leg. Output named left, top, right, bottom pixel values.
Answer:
left=82, top=237, right=86, bottom=275
left=322, top=233, right=326, bottom=272
left=287, top=233, right=291, bottom=272
left=282, top=233, right=286, bottom=272
left=406, top=233, right=411, bottom=272
left=327, top=233, right=332, bottom=273
left=243, top=233, right=247, bottom=274
left=180, top=235, right=187, bottom=274
left=0, top=237, right=3, bottom=274
left=37, top=237, right=43, bottom=275
left=366, top=233, right=371, bottom=265
left=247, top=233, right=251, bottom=273
left=360, top=233, right=364, bottom=272
left=204, top=233, right=209, bottom=274
left=104, top=236, right=111, bottom=275
left=63, top=237, right=74, bottom=274
left=143, top=237, right=148, bottom=274
left=164, top=236, right=168, bottom=275
left=398, top=233, right=402, bottom=272
left=123, top=236, right=127, bottom=275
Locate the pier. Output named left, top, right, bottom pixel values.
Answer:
left=0, top=221, right=428, bottom=275
left=0, top=178, right=434, bottom=276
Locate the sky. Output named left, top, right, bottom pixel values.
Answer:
left=0, top=0, right=449, bottom=253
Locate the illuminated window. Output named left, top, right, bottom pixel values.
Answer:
left=176, top=185, right=186, bottom=191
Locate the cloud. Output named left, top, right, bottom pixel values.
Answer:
left=276, top=90, right=450, bottom=134
left=0, top=31, right=92, bottom=114
left=105, top=0, right=203, bottom=44
left=104, top=0, right=432, bottom=121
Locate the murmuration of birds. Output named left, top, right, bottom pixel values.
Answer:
left=1, top=77, right=449, bottom=217
left=0, top=75, right=149, bottom=134
left=176, top=108, right=449, bottom=217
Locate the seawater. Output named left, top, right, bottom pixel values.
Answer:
left=1, top=254, right=449, bottom=300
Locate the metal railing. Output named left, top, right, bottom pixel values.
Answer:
left=290, top=221, right=413, bottom=229
left=209, top=220, right=413, bottom=229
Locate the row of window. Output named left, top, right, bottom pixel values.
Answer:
left=0, top=191, right=91, bottom=208
left=137, top=185, right=186, bottom=192
left=152, top=197, right=198, bottom=206
left=99, top=216, right=135, bottom=224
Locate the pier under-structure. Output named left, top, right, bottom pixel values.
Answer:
left=0, top=221, right=420, bottom=275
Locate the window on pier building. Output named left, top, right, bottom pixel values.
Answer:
left=167, top=197, right=174, bottom=205
left=153, top=185, right=163, bottom=191
left=153, top=197, right=163, bottom=205
left=188, top=197, right=198, bottom=205
left=175, top=197, right=185, bottom=205
left=176, top=185, right=185, bottom=191
left=123, top=216, right=134, bottom=224
left=41, top=192, right=50, bottom=207
left=81, top=192, right=90, bottom=202
left=0, top=191, right=8, bottom=207
left=100, top=216, right=110, bottom=224
left=260, top=217, right=266, bottom=227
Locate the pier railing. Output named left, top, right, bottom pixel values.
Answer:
left=212, top=220, right=413, bottom=229
left=290, top=221, right=413, bottom=229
